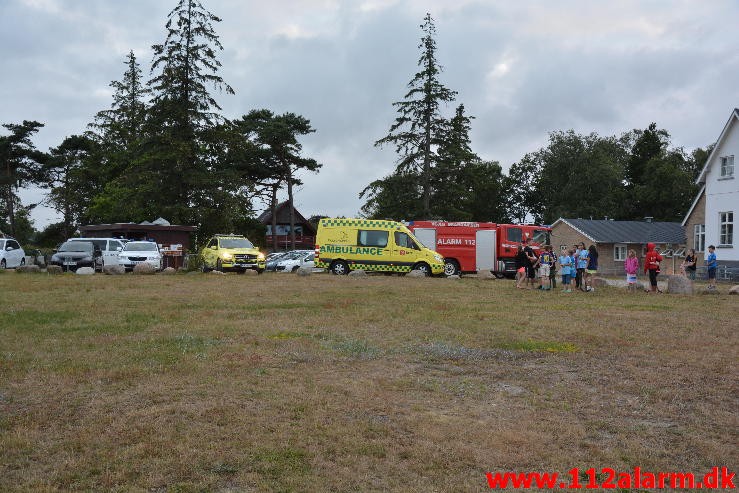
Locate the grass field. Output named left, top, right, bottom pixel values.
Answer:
left=0, top=271, right=736, bottom=492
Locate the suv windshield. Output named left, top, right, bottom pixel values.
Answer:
left=123, top=242, right=158, bottom=252
left=219, top=238, right=254, bottom=249
left=58, top=241, right=93, bottom=252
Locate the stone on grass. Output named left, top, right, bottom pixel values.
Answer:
left=296, top=267, right=312, bottom=277
left=405, top=269, right=426, bottom=278
left=477, top=270, right=494, bottom=280
left=16, top=265, right=41, bottom=274
left=160, top=267, right=177, bottom=275
left=209, top=269, right=225, bottom=275
left=103, top=265, right=125, bottom=275
left=46, top=265, right=63, bottom=275
left=591, top=277, right=609, bottom=288
left=729, top=285, right=739, bottom=295
left=667, top=275, right=694, bottom=295
left=446, top=275, right=461, bottom=280
left=133, top=263, right=157, bottom=275
left=76, top=267, right=95, bottom=275
left=348, top=270, right=368, bottom=278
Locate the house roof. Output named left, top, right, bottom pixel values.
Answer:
left=258, top=201, right=316, bottom=234
left=696, top=108, right=739, bottom=184
left=552, top=218, right=686, bottom=244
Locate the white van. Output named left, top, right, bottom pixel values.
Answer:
left=68, top=238, right=127, bottom=268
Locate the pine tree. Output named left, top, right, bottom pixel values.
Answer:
left=144, top=0, right=234, bottom=225
left=374, top=13, right=457, bottom=217
left=0, top=121, right=46, bottom=236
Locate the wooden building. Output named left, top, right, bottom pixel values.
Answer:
left=258, top=202, right=316, bottom=251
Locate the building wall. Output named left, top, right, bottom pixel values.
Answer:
left=684, top=191, right=706, bottom=254
left=704, top=118, right=738, bottom=262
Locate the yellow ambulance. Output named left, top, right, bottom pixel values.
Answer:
left=315, top=218, right=444, bottom=276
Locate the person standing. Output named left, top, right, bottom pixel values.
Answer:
left=523, top=238, right=538, bottom=289
left=681, top=249, right=697, bottom=280
left=538, top=245, right=553, bottom=290
left=577, top=242, right=589, bottom=292
left=706, top=245, right=718, bottom=290
left=515, top=245, right=527, bottom=289
left=560, top=248, right=574, bottom=293
left=624, top=249, right=639, bottom=293
left=644, top=242, right=663, bottom=293
left=584, top=245, right=598, bottom=291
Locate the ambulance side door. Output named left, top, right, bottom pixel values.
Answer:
left=391, top=231, right=420, bottom=266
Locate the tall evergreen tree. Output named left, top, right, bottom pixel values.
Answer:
left=144, top=0, right=234, bottom=225
left=374, top=13, right=457, bottom=217
left=0, top=121, right=46, bottom=236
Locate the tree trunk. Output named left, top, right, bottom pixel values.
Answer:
left=270, top=184, right=278, bottom=251
left=287, top=173, right=296, bottom=250
left=5, top=160, right=14, bottom=236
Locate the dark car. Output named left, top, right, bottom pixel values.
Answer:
left=49, top=241, right=103, bottom=272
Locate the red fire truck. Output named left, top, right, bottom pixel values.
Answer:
left=407, top=221, right=551, bottom=277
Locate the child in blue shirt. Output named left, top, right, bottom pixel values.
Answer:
left=560, top=248, right=573, bottom=293
left=706, top=245, right=717, bottom=290
left=577, top=245, right=589, bottom=292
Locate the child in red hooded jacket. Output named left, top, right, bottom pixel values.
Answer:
left=644, top=243, right=663, bottom=293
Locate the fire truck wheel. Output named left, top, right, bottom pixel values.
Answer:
left=413, top=262, right=431, bottom=276
left=330, top=260, right=349, bottom=275
left=443, top=259, right=460, bottom=276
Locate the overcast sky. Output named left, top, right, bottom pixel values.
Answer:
left=2, top=0, right=738, bottom=228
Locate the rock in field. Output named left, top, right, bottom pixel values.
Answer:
left=591, top=277, right=609, bottom=288
left=667, top=275, right=694, bottom=295
left=209, top=269, right=225, bottom=275
left=477, top=270, right=494, bottom=280
left=160, top=267, right=177, bottom=275
left=133, top=263, right=157, bottom=275
left=348, top=270, right=367, bottom=278
left=446, top=275, right=461, bottom=280
left=405, top=269, right=426, bottom=278
left=729, top=285, right=739, bottom=295
left=16, top=265, right=41, bottom=274
left=76, top=267, right=95, bottom=275
left=296, top=267, right=312, bottom=277
left=46, top=265, right=63, bottom=275
left=103, top=265, right=125, bottom=275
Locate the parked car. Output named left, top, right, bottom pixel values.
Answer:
left=118, top=241, right=162, bottom=271
left=199, top=234, right=265, bottom=273
left=265, top=251, right=290, bottom=272
left=276, top=251, right=320, bottom=273
left=68, top=237, right=126, bottom=269
left=0, top=238, right=26, bottom=269
left=49, top=241, right=103, bottom=272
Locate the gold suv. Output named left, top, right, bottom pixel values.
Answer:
left=200, top=235, right=265, bottom=273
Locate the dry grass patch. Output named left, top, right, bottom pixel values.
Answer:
left=0, top=273, right=736, bottom=491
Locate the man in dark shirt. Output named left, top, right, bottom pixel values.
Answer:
left=523, top=238, right=538, bottom=289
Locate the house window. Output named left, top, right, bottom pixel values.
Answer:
left=720, top=155, right=734, bottom=178
left=694, top=224, right=705, bottom=252
left=719, top=212, right=733, bottom=246
left=614, top=244, right=627, bottom=261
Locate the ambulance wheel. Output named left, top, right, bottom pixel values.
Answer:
left=413, top=262, right=431, bottom=276
left=443, top=259, right=460, bottom=276
left=330, top=260, right=349, bottom=275
left=216, top=259, right=223, bottom=272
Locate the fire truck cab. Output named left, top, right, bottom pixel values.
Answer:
left=408, top=221, right=550, bottom=277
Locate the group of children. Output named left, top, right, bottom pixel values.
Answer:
left=515, top=241, right=599, bottom=293
left=515, top=241, right=720, bottom=293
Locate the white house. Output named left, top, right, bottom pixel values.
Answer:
left=683, top=108, right=738, bottom=266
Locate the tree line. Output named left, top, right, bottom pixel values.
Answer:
left=0, top=0, right=320, bottom=249
left=363, top=14, right=706, bottom=225
left=2, top=7, right=707, bottom=249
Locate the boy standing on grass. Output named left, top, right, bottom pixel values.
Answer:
left=537, top=245, right=553, bottom=290
left=577, top=243, right=589, bottom=292
left=706, top=245, right=718, bottom=290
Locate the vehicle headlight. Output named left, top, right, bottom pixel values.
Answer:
left=434, top=254, right=443, bottom=263
left=221, top=252, right=233, bottom=260
left=257, top=253, right=265, bottom=260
